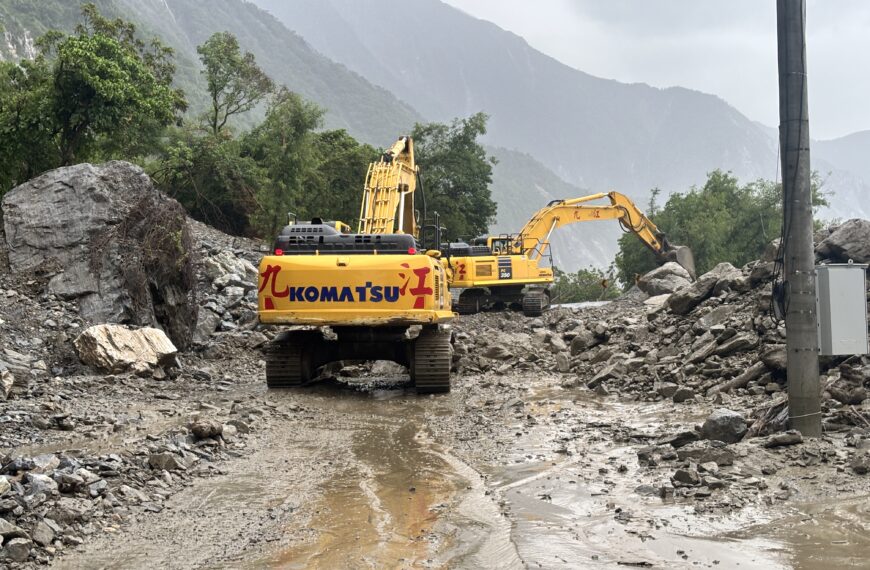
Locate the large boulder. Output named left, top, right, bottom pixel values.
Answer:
left=700, top=408, right=747, bottom=444
left=637, top=262, right=692, bottom=296
left=2, top=162, right=196, bottom=347
left=74, top=324, right=177, bottom=373
left=816, top=219, right=870, bottom=263
left=668, top=262, right=741, bottom=315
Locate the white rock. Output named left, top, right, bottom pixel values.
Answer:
left=74, top=324, right=177, bottom=373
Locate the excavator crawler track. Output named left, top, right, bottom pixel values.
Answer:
left=411, top=327, right=452, bottom=393
left=265, top=333, right=312, bottom=388
left=456, top=289, right=485, bottom=315
left=521, top=291, right=548, bottom=317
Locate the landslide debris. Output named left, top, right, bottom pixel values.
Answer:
left=0, top=163, right=267, bottom=567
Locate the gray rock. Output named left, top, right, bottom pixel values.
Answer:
left=764, top=430, right=803, bottom=448
left=192, top=308, right=222, bottom=344
left=672, top=468, right=701, bottom=486
left=657, top=382, right=679, bottom=399
left=587, top=363, right=622, bottom=388
left=570, top=330, right=599, bottom=355
left=0, top=477, right=9, bottom=496
left=0, top=369, right=12, bottom=400
left=25, top=473, right=58, bottom=496
left=548, top=334, right=568, bottom=352
left=677, top=441, right=736, bottom=466
left=483, top=346, right=512, bottom=360
left=203, top=251, right=258, bottom=284
left=48, top=497, right=93, bottom=524
left=555, top=352, right=571, bottom=373
left=31, top=521, right=55, bottom=547
left=700, top=409, right=747, bottom=443
left=761, top=345, right=787, bottom=371
left=189, top=418, right=223, bottom=440
left=672, top=387, right=695, bottom=403
left=4, top=537, right=31, bottom=562
left=148, top=452, right=186, bottom=471
left=0, top=518, right=28, bottom=539
left=1, top=161, right=196, bottom=348
left=659, top=430, right=700, bottom=449
left=714, top=333, right=758, bottom=357
left=668, top=263, right=740, bottom=315
left=852, top=452, right=870, bottom=475
left=816, top=219, right=870, bottom=262
left=637, top=262, right=692, bottom=296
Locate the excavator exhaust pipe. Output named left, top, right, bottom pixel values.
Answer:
left=665, top=245, right=696, bottom=280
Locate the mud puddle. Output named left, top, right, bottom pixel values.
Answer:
left=732, top=495, right=870, bottom=569
left=484, top=386, right=790, bottom=569
left=250, top=379, right=520, bottom=569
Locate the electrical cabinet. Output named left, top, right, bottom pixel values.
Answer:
left=816, top=264, right=869, bottom=355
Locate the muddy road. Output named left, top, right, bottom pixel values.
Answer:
left=46, top=353, right=869, bottom=570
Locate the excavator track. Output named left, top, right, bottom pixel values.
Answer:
left=456, top=289, right=485, bottom=315
left=411, top=327, right=452, bottom=393
left=521, top=291, right=548, bottom=317
left=265, top=332, right=312, bottom=388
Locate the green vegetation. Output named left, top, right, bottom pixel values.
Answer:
left=0, top=4, right=183, bottom=190
left=1, top=4, right=493, bottom=245
left=614, top=170, right=828, bottom=284
left=197, top=31, right=273, bottom=136
left=550, top=267, right=620, bottom=304
left=412, top=113, right=497, bottom=240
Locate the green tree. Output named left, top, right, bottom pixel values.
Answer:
left=411, top=113, right=497, bottom=240
left=152, top=128, right=264, bottom=236
left=614, top=170, right=829, bottom=285
left=242, top=89, right=324, bottom=236
left=550, top=267, right=620, bottom=303
left=301, top=129, right=379, bottom=227
left=198, top=31, right=274, bottom=136
left=0, top=3, right=184, bottom=193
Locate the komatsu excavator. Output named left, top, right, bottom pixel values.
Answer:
left=258, top=136, right=455, bottom=393
left=446, top=191, right=695, bottom=316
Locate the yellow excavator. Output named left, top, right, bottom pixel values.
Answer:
left=445, top=191, right=695, bottom=316
left=258, top=136, right=455, bottom=392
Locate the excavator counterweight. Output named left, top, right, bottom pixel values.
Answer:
left=258, top=136, right=455, bottom=393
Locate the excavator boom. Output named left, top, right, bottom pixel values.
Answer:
left=511, top=191, right=695, bottom=277
left=358, top=136, right=418, bottom=237
left=448, top=190, right=695, bottom=316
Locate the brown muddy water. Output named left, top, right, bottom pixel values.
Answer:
left=53, top=376, right=870, bottom=569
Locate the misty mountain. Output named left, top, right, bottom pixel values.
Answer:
left=487, top=147, right=623, bottom=272
left=252, top=0, right=780, bottom=197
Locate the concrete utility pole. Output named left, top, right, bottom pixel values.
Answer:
left=777, top=0, right=821, bottom=436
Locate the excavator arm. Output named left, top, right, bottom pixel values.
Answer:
left=509, top=191, right=696, bottom=277
left=357, top=136, right=419, bottom=237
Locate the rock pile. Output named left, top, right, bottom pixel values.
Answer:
left=454, top=223, right=870, bottom=510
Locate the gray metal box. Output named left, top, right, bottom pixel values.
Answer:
left=816, top=264, right=869, bottom=355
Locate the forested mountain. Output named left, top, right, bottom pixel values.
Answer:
left=0, top=0, right=420, bottom=143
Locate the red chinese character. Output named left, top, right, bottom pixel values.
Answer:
left=259, top=265, right=289, bottom=298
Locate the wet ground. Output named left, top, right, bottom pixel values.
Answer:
left=46, top=363, right=870, bottom=570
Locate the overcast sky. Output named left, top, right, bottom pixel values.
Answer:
left=442, top=0, right=869, bottom=140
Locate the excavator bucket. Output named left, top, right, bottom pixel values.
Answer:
left=666, top=245, right=696, bottom=280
